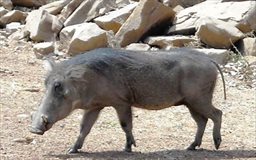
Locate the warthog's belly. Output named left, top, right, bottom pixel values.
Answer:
left=133, top=103, right=173, bottom=110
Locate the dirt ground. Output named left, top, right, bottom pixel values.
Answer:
left=0, top=38, right=255, bottom=160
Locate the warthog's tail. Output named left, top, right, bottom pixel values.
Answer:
left=211, top=60, right=227, bottom=100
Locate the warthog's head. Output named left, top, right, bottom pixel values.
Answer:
left=30, top=60, right=84, bottom=135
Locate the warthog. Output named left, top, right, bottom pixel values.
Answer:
left=30, top=48, right=226, bottom=153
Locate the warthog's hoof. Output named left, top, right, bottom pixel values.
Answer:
left=186, top=141, right=200, bottom=151
left=67, top=148, right=79, bottom=154
left=187, top=145, right=196, bottom=151
left=214, top=137, right=221, bottom=150
left=124, top=147, right=132, bottom=152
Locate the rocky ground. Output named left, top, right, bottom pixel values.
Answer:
left=0, top=33, right=256, bottom=160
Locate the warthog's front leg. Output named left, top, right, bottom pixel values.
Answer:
left=68, top=108, right=102, bottom=154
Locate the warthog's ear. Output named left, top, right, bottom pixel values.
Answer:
left=43, top=59, right=55, bottom=72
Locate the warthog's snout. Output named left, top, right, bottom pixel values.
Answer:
left=29, top=127, right=45, bottom=135
left=30, top=114, right=51, bottom=135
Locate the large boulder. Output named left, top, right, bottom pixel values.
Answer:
left=25, top=9, right=63, bottom=42
left=238, top=37, right=256, bottom=56
left=64, top=0, right=128, bottom=26
left=168, top=0, right=256, bottom=35
left=94, top=2, right=138, bottom=33
left=115, top=0, right=175, bottom=47
left=0, top=0, right=13, bottom=10
left=39, top=0, right=72, bottom=15
left=11, top=0, right=47, bottom=7
left=64, top=23, right=109, bottom=55
left=196, top=17, right=244, bottom=49
left=145, top=35, right=197, bottom=49
left=0, top=10, right=27, bottom=26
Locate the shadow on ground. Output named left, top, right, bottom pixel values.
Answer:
left=47, top=149, right=256, bottom=160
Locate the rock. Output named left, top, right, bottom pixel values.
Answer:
left=11, top=0, right=47, bottom=7
left=237, top=4, right=256, bottom=33
left=0, top=0, right=13, bottom=10
left=238, top=37, right=256, bottom=56
left=58, top=0, right=84, bottom=23
left=64, top=0, right=121, bottom=26
left=168, top=1, right=256, bottom=35
left=25, top=9, right=63, bottom=42
left=22, top=87, right=40, bottom=92
left=67, top=23, right=109, bottom=55
left=195, top=17, right=244, bottom=49
left=145, top=35, right=197, bottom=49
left=8, top=27, right=29, bottom=40
left=125, top=43, right=151, bottom=51
left=194, top=48, right=230, bottom=64
left=173, top=5, right=184, bottom=13
left=94, top=2, right=138, bottom=33
left=6, top=22, right=22, bottom=33
left=17, top=114, right=29, bottom=119
left=33, top=42, right=54, bottom=58
left=0, top=7, right=8, bottom=25
left=39, top=0, right=72, bottom=15
left=115, top=0, right=175, bottom=47
left=160, top=0, right=205, bottom=8
left=59, top=23, right=112, bottom=52
left=105, top=30, right=119, bottom=48
left=12, top=137, right=33, bottom=144
left=59, top=23, right=83, bottom=52
left=115, top=0, right=131, bottom=8
left=0, top=10, right=27, bottom=26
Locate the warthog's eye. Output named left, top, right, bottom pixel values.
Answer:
left=54, top=82, right=63, bottom=96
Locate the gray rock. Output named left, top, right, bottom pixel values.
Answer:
left=0, top=7, right=8, bottom=18
left=33, top=42, right=54, bottom=58
left=0, top=10, right=27, bottom=26
left=115, top=0, right=175, bottom=47
left=6, top=22, right=22, bottom=33
left=59, top=23, right=81, bottom=52
left=8, top=26, right=29, bottom=40
left=12, top=137, right=33, bottom=144
left=195, top=17, right=244, bottom=49
left=64, top=0, right=125, bottom=26
left=58, top=0, right=85, bottom=23
left=194, top=48, right=230, bottom=64
left=94, top=2, right=138, bottom=33
left=237, top=37, right=256, bottom=56
left=59, top=23, right=111, bottom=52
left=25, top=9, right=63, bottom=42
left=168, top=1, right=256, bottom=35
left=125, top=43, right=151, bottom=51
left=11, top=0, right=47, bottom=7
left=39, top=0, right=72, bottom=15
left=145, top=35, right=197, bottom=49
left=160, top=0, right=205, bottom=8
left=67, top=23, right=109, bottom=55
left=17, top=114, right=29, bottom=119
left=0, top=0, right=13, bottom=10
